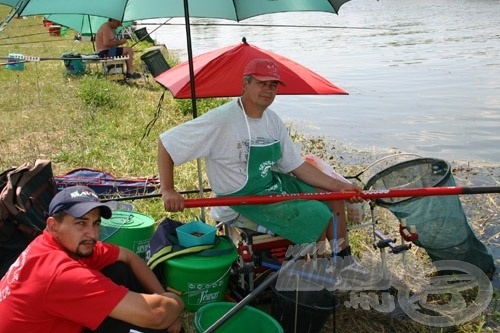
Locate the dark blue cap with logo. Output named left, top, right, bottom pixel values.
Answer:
left=48, top=186, right=112, bottom=219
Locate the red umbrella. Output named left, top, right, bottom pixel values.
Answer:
left=155, top=38, right=348, bottom=98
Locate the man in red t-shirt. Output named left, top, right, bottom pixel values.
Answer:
left=0, top=186, right=184, bottom=333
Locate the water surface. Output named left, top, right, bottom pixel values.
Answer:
left=144, top=0, right=500, bottom=163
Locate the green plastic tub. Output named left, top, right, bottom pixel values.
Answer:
left=164, top=237, right=237, bottom=311
left=100, top=210, right=154, bottom=260
left=195, top=302, right=283, bottom=333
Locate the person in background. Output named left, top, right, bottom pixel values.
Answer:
left=157, top=58, right=365, bottom=265
left=0, top=186, right=183, bottom=333
left=96, top=18, right=141, bottom=79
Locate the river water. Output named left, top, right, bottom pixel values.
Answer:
left=143, top=0, right=500, bottom=164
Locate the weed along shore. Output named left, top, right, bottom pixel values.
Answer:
left=1, top=9, right=499, bottom=333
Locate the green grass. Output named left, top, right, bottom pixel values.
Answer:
left=0, top=10, right=224, bottom=222
left=1, top=8, right=498, bottom=333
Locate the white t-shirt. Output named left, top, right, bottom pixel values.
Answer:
left=160, top=99, right=304, bottom=221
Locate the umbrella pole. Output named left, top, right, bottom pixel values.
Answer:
left=183, top=0, right=197, bottom=119
left=183, top=0, right=205, bottom=220
left=88, top=15, right=95, bottom=52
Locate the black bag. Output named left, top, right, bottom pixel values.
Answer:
left=0, top=160, right=58, bottom=277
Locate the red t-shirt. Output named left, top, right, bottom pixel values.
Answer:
left=0, top=231, right=128, bottom=332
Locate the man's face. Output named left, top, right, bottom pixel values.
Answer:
left=243, top=77, right=279, bottom=109
left=50, top=208, right=102, bottom=259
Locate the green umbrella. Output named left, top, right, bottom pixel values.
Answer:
left=44, top=14, right=134, bottom=51
left=44, top=14, right=134, bottom=37
left=16, top=0, right=349, bottom=22
left=0, top=0, right=21, bottom=6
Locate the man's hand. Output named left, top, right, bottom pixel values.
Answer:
left=338, top=182, right=364, bottom=203
left=162, top=189, right=185, bottom=212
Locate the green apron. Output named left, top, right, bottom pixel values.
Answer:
left=223, top=109, right=331, bottom=244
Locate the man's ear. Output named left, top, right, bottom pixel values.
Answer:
left=242, top=77, right=248, bottom=93
left=46, top=216, right=58, bottom=233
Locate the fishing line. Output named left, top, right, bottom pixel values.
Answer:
left=0, top=38, right=67, bottom=46
left=131, top=18, right=172, bottom=47
left=141, top=89, right=166, bottom=141
left=140, top=22, right=384, bottom=31
left=0, top=31, right=48, bottom=40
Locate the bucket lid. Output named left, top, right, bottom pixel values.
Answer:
left=166, top=237, right=237, bottom=267
left=101, top=210, right=154, bottom=229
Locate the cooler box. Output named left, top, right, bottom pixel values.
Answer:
left=6, top=54, right=25, bottom=71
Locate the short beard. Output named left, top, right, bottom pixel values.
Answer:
left=75, top=240, right=96, bottom=258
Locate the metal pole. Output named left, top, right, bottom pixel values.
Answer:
left=204, top=244, right=315, bottom=333
left=183, top=0, right=205, bottom=220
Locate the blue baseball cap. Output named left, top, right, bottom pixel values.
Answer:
left=49, top=186, right=112, bottom=219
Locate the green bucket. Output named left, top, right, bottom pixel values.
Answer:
left=195, top=302, right=283, bottom=333
left=100, top=210, right=154, bottom=260
left=164, top=237, right=237, bottom=311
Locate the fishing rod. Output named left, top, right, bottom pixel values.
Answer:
left=0, top=39, right=69, bottom=46
left=182, top=186, right=500, bottom=208
left=0, top=31, right=48, bottom=40
left=99, top=188, right=212, bottom=202
left=139, top=22, right=382, bottom=30
left=98, top=185, right=500, bottom=204
left=0, top=55, right=129, bottom=62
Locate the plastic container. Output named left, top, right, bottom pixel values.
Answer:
left=195, top=302, right=283, bottom=333
left=177, top=221, right=216, bottom=247
left=49, top=25, right=62, bottom=36
left=6, top=54, right=24, bottom=71
left=346, top=201, right=366, bottom=224
left=270, top=280, right=339, bottom=333
left=42, top=19, right=52, bottom=27
left=99, top=210, right=154, bottom=260
left=140, top=49, right=170, bottom=77
left=163, top=237, right=237, bottom=311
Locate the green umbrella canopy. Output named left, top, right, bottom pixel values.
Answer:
left=44, top=14, right=133, bottom=36
left=17, top=0, right=349, bottom=22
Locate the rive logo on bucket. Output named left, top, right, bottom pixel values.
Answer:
left=133, top=240, right=150, bottom=258
left=187, top=280, right=225, bottom=306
